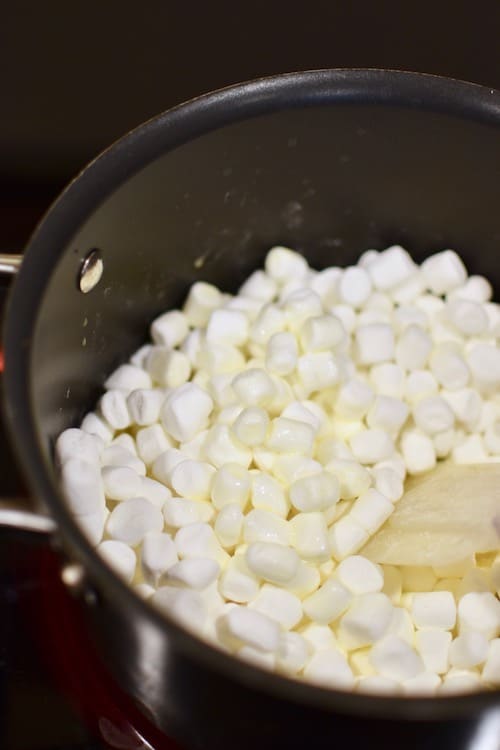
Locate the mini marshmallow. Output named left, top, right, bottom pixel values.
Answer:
left=135, top=424, right=172, bottom=466
left=80, top=412, right=114, bottom=443
left=183, top=281, right=223, bottom=327
left=104, top=364, right=152, bottom=392
left=329, top=515, right=369, bottom=560
left=250, top=472, right=288, bottom=517
left=141, top=531, right=178, bottom=584
left=129, top=343, right=152, bottom=368
left=152, top=586, right=206, bottom=633
left=370, top=635, right=424, bottom=681
left=161, top=383, right=214, bottom=442
left=382, top=566, right=403, bottom=603
left=336, top=556, right=384, bottom=595
left=101, top=465, right=142, bottom=501
left=396, top=325, right=432, bottom=371
left=355, top=324, right=395, bottom=365
left=218, top=553, right=260, bottom=603
left=232, top=368, right=276, bottom=406
left=303, top=650, right=355, bottom=689
left=296, top=352, right=340, bottom=393
left=366, top=396, right=409, bottom=435
left=265, top=332, right=299, bottom=375
left=249, top=584, right=303, bottom=629
left=107, top=497, right=164, bottom=546
left=203, top=425, right=252, bottom=469
left=415, top=630, right=451, bottom=674
left=369, top=363, right=405, bottom=399
left=214, top=504, right=244, bottom=548
left=267, top=417, right=316, bottom=455
left=413, top=396, right=455, bottom=435
left=283, top=288, right=323, bottom=330
left=126, top=389, right=165, bottom=427
left=146, top=347, right=191, bottom=388
left=167, top=558, right=220, bottom=590
left=277, top=631, right=311, bottom=674
left=56, top=428, right=103, bottom=466
left=350, top=489, right=394, bottom=534
left=441, top=388, right=482, bottom=429
left=289, top=472, right=340, bottom=512
left=288, top=512, right=330, bottom=562
left=60, top=458, right=105, bottom=516
left=337, top=593, right=394, bottom=649
left=458, top=592, right=500, bottom=639
left=446, top=299, right=489, bottom=337
left=206, top=309, right=249, bottom=347
left=421, top=250, right=467, bottom=295
left=467, top=344, right=500, bottom=392
left=388, top=606, right=414, bottom=645
left=170, top=460, right=215, bottom=501
left=430, top=347, right=470, bottom=390
left=334, top=379, right=374, bottom=421
left=324, top=459, right=372, bottom=500
left=265, top=246, right=309, bottom=285
left=99, top=389, right=131, bottom=430
left=372, top=467, right=404, bottom=502
left=197, top=343, right=246, bottom=374
left=449, top=632, right=489, bottom=669
left=449, top=275, right=493, bottom=304
left=243, top=509, right=290, bottom=546
left=411, top=592, right=457, bottom=630
left=100, top=444, right=146, bottom=475
left=368, top=246, right=416, bottom=291
left=482, top=639, right=500, bottom=685
left=151, top=310, right=189, bottom=348
left=217, top=606, right=280, bottom=653
left=349, top=429, right=394, bottom=464
left=110, top=433, right=137, bottom=454
left=400, top=428, right=436, bottom=474
left=338, top=266, right=372, bottom=307
left=357, top=676, right=401, bottom=694
left=331, top=304, right=357, bottom=334
left=239, top=269, right=278, bottom=303
left=303, top=577, right=352, bottom=625
left=401, top=673, right=442, bottom=695
left=245, top=542, right=300, bottom=584
left=97, top=540, right=136, bottom=582
left=299, top=314, right=346, bottom=352
left=452, top=434, right=489, bottom=464
left=151, top=448, right=187, bottom=486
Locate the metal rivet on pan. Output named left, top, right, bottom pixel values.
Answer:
left=60, top=562, right=85, bottom=590
left=79, top=249, right=103, bottom=293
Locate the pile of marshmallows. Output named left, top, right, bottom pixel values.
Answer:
left=57, top=245, right=500, bottom=695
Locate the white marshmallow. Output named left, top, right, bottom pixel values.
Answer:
left=449, top=275, right=492, bottom=304
left=372, top=467, right=404, bottom=502
left=160, top=383, right=214, bottom=442
left=197, top=343, right=246, bottom=374
left=349, top=429, right=394, bottom=464
left=296, top=352, right=340, bottom=393
left=446, top=299, right=489, bottom=337
left=99, top=389, right=131, bottom=430
left=218, top=554, right=260, bottom=603
left=181, top=329, right=203, bottom=368
left=324, top=459, right=371, bottom=500
left=249, top=584, right=302, bottom=629
left=467, top=344, right=500, bottom=392
left=166, top=557, right=220, bottom=590
left=281, top=400, right=326, bottom=434
left=370, top=635, right=424, bottom=681
left=129, top=344, right=152, bottom=368
left=303, top=650, right=354, bottom=689
left=328, top=515, right=369, bottom=560
left=277, top=632, right=311, bottom=674
left=388, top=606, right=414, bottom=645
left=238, top=269, right=277, bottom=303
left=355, top=324, right=395, bottom=365
left=266, top=417, right=315, bottom=455
left=413, top=396, right=455, bottom=435
left=415, top=630, right=451, bottom=674
left=366, top=396, right=409, bottom=435
left=135, top=424, right=172, bottom=466
left=232, top=368, right=276, bottom=406
left=401, top=673, right=441, bottom=695
left=430, top=347, right=470, bottom=390
left=482, top=639, right=500, bottom=685
left=151, top=309, right=189, bottom=348
left=80, top=412, right=114, bottom=443
left=265, top=246, right=309, bottom=285
left=107, top=497, right=164, bottom=546
left=449, top=632, right=489, bottom=669
left=283, top=288, right=323, bottom=330
left=104, top=364, right=152, bottom=392
left=337, top=593, right=394, bottom=649
left=336, top=556, right=384, bottom=594
left=338, top=266, right=372, bottom=307
left=217, top=606, right=280, bottom=653
left=60, top=458, right=105, bottom=516
left=350, top=489, right=394, bottom=534
left=289, top=472, right=339, bottom=513
left=458, top=592, right=500, bottom=639
left=441, top=388, right=482, bottom=429
left=300, top=314, right=345, bottom=352
left=400, top=428, right=436, bottom=474
left=245, top=542, right=299, bottom=584
left=452, top=434, right=489, bottom=464
left=396, top=325, right=432, bottom=371
left=369, top=363, right=405, bottom=399
left=97, top=540, right=136, bottom=582
left=151, top=448, right=186, bottom=486
left=411, top=592, right=457, bottom=630
left=174, top=522, right=227, bottom=565
left=303, top=577, right=352, bottom=625
left=101, top=465, right=142, bottom=501
left=250, top=472, right=288, bottom=517
left=243, top=509, right=290, bottom=546
left=211, top=464, right=251, bottom=510
left=152, top=586, right=206, bottom=633
left=110, top=433, right=137, bottom=454
left=126, top=389, right=164, bottom=426
left=421, top=250, right=467, bottom=295
left=203, top=425, right=252, bottom=468
left=214, top=504, right=244, bottom=547
left=146, top=347, right=191, bottom=388
left=289, top=512, right=330, bottom=562
left=368, top=246, right=416, bottom=291
left=357, top=676, right=401, bottom=694
left=439, top=672, right=482, bottom=694
left=330, top=304, right=357, bottom=334
left=250, top=304, right=286, bottom=346
left=183, top=281, right=223, bottom=327
left=56, top=428, right=103, bottom=466
left=206, top=309, right=249, bottom=347
left=141, top=531, right=178, bottom=584
left=265, top=332, right=298, bottom=375
left=101, top=445, right=146, bottom=475
left=170, top=460, right=215, bottom=501
left=334, top=379, right=374, bottom=420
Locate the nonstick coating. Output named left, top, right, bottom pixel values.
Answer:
left=4, top=70, right=500, bottom=749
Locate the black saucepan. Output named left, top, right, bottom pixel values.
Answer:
left=2, top=70, right=500, bottom=750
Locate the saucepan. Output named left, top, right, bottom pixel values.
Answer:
left=1, top=69, right=500, bottom=750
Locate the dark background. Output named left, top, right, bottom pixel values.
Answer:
left=1, top=2, right=500, bottom=748
left=2, top=0, right=500, bottom=254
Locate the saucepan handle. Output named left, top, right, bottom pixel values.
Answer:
left=0, top=252, right=56, bottom=537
